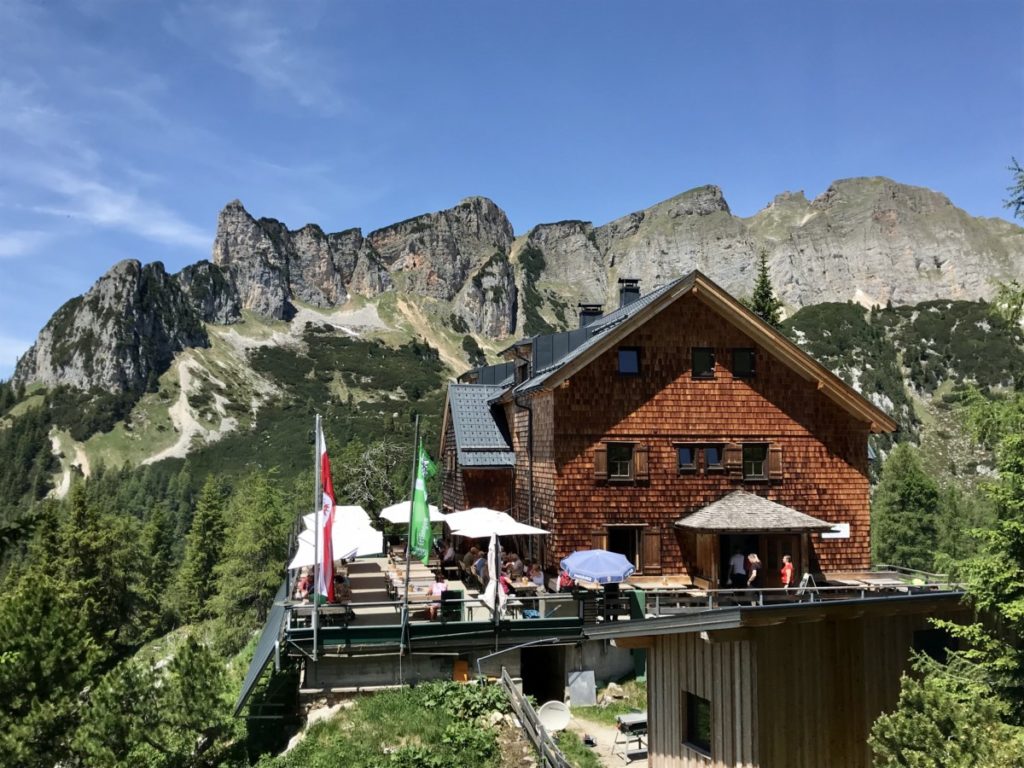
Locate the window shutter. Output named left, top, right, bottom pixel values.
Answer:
left=594, top=445, right=608, bottom=480
left=591, top=529, right=608, bottom=550
left=642, top=527, right=662, bottom=575
left=769, top=445, right=783, bottom=480
left=724, top=442, right=742, bottom=474
left=634, top=445, right=650, bottom=482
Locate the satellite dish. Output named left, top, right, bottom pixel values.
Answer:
left=537, top=700, right=571, bottom=732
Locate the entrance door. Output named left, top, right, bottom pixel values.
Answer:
left=521, top=646, right=566, bottom=703
left=719, top=534, right=759, bottom=587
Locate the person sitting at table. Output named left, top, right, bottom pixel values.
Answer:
left=506, top=553, right=525, bottom=579
left=473, top=550, right=488, bottom=583
left=426, top=571, right=448, bottom=620
left=294, top=570, right=311, bottom=601
left=528, top=562, right=545, bottom=589
left=498, top=571, right=512, bottom=595
left=462, top=546, right=479, bottom=571
left=441, top=539, right=457, bottom=566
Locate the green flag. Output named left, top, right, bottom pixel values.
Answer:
left=410, top=440, right=436, bottom=565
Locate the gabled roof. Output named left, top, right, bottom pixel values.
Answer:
left=443, top=384, right=515, bottom=467
left=495, top=270, right=896, bottom=433
left=675, top=491, right=835, bottom=533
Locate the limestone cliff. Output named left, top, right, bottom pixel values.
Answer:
left=15, top=177, right=1024, bottom=394
left=14, top=260, right=208, bottom=392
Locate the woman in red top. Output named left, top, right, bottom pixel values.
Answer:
left=780, top=554, right=794, bottom=590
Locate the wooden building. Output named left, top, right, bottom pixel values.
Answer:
left=440, top=271, right=896, bottom=582
left=588, top=592, right=968, bottom=768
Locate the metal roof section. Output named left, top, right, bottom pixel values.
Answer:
left=448, top=384, right=515, bottom=466
left=510, top=275, right=691, bottom=396
left=675, top=490, right=836, bottom=533
left=233, top=581, right=288, bottom=716
left=583, top=590, right=966, bottom=641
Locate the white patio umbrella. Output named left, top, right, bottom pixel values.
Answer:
left=451, top=515, right=549, bottom=539
left=447, top=508, right=549, bottom=538
left=443, top=507, right=505, bottom=530
left=379, top=501, right=445, bottom=525
left=302, top=505, right=370, bottom=531
left=289, top=506, right=382, bottom=569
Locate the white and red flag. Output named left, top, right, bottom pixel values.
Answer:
left=316, top=424, right=336, bottom=603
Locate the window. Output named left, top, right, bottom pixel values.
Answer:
left=608, top=443, right=634, bottom=480
left=732, top=348, right=756, bottom=378
left=743, top=443, right=769, bottom=479
left=677, top=445, right=697, bottom=473
left=607, top=525, right=642, bottom=571
left=618, top=347, right=640, bottom=376
left=684, top=692, right=711, bottom=755
left=703, top=444, right=724, bottom=471
left=692, top=348, right=715, bottom=379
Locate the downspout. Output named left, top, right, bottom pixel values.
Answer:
left=513, top=348, right=536, bottom=563
left=514, top=394, right=534, bottom=561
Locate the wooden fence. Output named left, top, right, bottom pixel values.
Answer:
left=499, top=668, right=573, bottom=768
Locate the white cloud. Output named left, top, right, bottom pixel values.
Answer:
left=164, top=1, right=345, bottom=114
left=0, top=230, right=51, bottom=259
left=31, top=168, right=210, bottom=250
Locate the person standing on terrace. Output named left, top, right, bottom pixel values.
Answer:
left=780, top=554, right=794, bottom=591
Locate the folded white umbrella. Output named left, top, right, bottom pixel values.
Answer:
left=379, top=501, right=445, bottom=524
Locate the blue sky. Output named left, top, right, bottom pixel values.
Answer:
left=1, top=0, right=1021, bottom=378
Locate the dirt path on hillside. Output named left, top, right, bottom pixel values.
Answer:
left=143, top=357, right=237, bottom=465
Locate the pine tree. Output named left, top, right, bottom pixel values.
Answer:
left=871, top=443, right=940, bottom=572
left=169, top=475, right=229, bottom=625
left=210, top=471, right=289, bottom=646
left=749, top=249, right=783, bottom=328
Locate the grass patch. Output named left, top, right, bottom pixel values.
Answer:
left=260, top=680, right=511, bottom=768
left=556, top=731, right=603, bottom=768
left=571, top=678, right=647, bottom=727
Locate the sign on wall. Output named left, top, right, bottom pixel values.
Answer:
left=821, top=522, right=850, bottom=540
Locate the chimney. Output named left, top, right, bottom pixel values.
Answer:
left=577, top=303, right=603, bottom=328
left=618, top=278, right=641, bottom=308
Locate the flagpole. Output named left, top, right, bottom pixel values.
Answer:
left=313, top=413, right=321, bottom=663
left=400, top=414, right=420, bottom=659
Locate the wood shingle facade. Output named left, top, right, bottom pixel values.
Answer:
left=441, top=271, right=896, bottom=583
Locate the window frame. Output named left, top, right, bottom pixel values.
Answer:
left=683, top=691, right=712, bottom=756
left=617, top=347, right=641, bottom=377
left=605, top=524, right=644, bottom=573
left=607, top=442, right=635, bottom=481
left=691, top=347, right=715, bottom=379
left=703, top=444, right=725, bottom=473
left=676, top=444, right=698, bottom=474
left=742, top=443, right=769, bottom=480
left=731, top=348, right=756, bottom=378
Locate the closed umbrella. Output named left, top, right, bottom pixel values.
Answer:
left=560, top=549, right=636, bottom=585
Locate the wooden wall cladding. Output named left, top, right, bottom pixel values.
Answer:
left=546, top=293, right=874, bottom=574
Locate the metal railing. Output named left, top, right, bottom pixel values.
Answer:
left=500, top=668, right=572, bottom=768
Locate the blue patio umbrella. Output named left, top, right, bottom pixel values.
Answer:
left=559, top=549, right=636, bottom=585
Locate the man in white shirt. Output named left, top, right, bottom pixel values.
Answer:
left=728, top=549, right=747, bottom=589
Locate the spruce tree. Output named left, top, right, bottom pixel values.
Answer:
left=210, top=471, right=289, bottom=645
left=871, top=443, right=940, bottom=572
left=169, top=475, right=229, bottom=625
left=750, top=248, right=783, bottom=328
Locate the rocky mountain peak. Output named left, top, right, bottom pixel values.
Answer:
left=14, top=259, right=208, bottom=392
